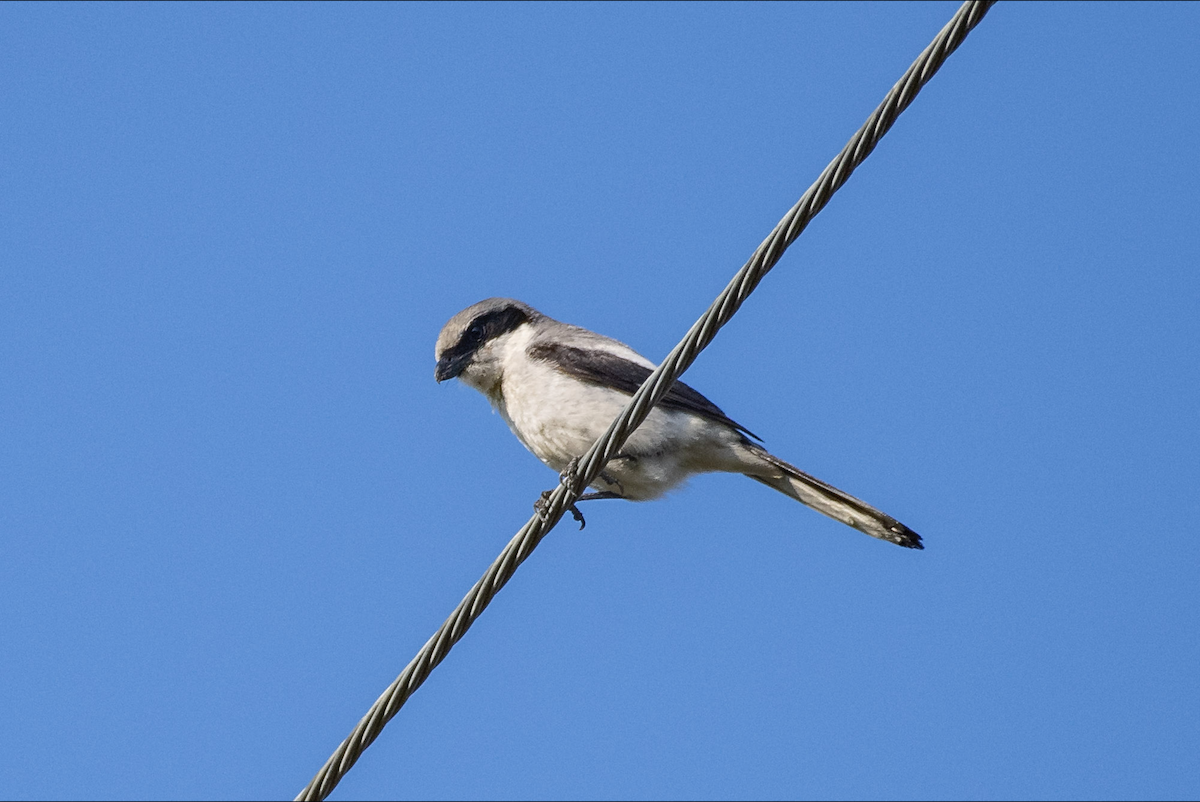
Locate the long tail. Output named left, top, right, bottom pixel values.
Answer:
left=747, top=451, right=922, bottom=549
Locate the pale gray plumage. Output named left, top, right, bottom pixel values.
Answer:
left=435, top=298, right=921, bottom=549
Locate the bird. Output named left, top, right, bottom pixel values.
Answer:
left=434, top=298, right=921, bottom=549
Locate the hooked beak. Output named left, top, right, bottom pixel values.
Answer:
left=435, top=353, right=468, bottom=383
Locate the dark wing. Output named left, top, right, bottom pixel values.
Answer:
left=527, top=342, right=760, bottom=441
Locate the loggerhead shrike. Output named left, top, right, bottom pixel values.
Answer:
left=435, top=298, right=921, bottom=549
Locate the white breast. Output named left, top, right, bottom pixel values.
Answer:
left=490, top=324, right=754, bottom=500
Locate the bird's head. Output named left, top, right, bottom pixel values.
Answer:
left=434, top=298, right=539, bottom=398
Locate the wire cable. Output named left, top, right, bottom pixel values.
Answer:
left=297, top=3, right=995, bottom=798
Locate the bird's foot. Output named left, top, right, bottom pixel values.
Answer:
left=560, top=458, right=587, bottom=529
left=534, top=490, right=587, bottom=530
left=598, top=470, right=624, bottom=495
left=560, top=457, right=582, bottom=496
left=533, top=458, right=588, bottom=530
left=530, top=458, right=628, bottom=530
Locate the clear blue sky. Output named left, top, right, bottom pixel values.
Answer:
left=2, top=2, right=1197, bottom=800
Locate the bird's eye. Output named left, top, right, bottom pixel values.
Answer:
left=467, top=323, right=485, bottom=342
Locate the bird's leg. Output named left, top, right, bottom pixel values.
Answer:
left=533, top=489, right=586, bottom=529
left=578, top=491, right=623, bottom=502
left=597, top=470, right=624, bottom=495
left=533, top=458, right=588, bottom=530
left=578, top=458, right=627, bottom=502
left=532, top=458, right=631, bottom=529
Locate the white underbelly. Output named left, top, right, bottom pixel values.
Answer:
left=497, top=366, right=750, bottom=500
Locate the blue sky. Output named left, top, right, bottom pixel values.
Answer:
left=2, top=2, right=1198, bottom=800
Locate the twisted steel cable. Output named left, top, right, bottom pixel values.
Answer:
left=297, top=2, right=995, bottom=798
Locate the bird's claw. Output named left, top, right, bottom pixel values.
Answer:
left=559, top=457, right=586, bottom=529
left=559, top=457, right=582, bottom=495
left=533, top=487, right=587, bottom=530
